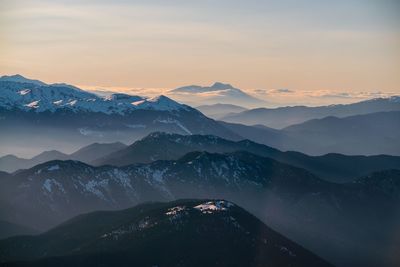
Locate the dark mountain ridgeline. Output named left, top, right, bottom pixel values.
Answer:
left=220, top=111, right=400, bottom=156
left=95, top=132, right=400, bottom=183
left=0, top=142, right=128, bottom=173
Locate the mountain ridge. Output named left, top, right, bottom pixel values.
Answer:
left=94, top=132, right=400, bottom=183
left=0, top=142, right=128, bottom=173
left=221, top=96, right=400, bottom=128
left=0, top=75, right=189, bottom=114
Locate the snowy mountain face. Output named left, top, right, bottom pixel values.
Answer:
left=0, top=74, right=47, bottom=86
left=0, top=75, right=240, bottom=156
left=0, top=75, right=188, bottom=114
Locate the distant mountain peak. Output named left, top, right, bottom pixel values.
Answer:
left=172, top=82, right=238, bottom=93
left=170, top=82, right=265, bottom=107
left=211, top=82, right=235, bottom=89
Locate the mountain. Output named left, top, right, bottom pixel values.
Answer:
left=354, top=169, right=400, bottom=200
left=196, top=103, right=248, bottom=119
left=0, top=220, right=38, bottom=239
left=0, top=75, right=240, bottom=156
left=221, top=96, right=400, bottom=129
left=0, top=74, right=47, bottom=86
left=0, top=142, right=127, bottom=173
left=0, top=153, right=399, bottom=266
left=0, top=151, right=69, bottom=173
left=69, top=142, right=127, bottom=163
left=281, top=111, right=400, bottom=156
left=0, top=77, right=196, bottom=114
left=220, top=111, right=400, bottom=156
left=0, top=152, right=325, bottom=230
left=29, top=150, right=70, bottom=164
left=0, top=200, right=332, bottom=267
left=94, top=132, right=400, bottom=183
left=169, top=82, right=265, bottom=107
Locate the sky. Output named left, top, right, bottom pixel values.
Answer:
left=0, top=0, right=399, bottom=106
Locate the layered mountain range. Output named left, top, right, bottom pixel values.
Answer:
left=3, top=132, right=399, bottom=182
left=1, top=75, right=399, bottom=156
left=1, top=74, right=399, bottom=267
left=220, top=96, right=400, bottom=128
left=93, top=132, right=400, bottom=183
left=219, top=111, right=400, bottom=155
left=0, top=148, right=399, bottom=266
left=0, top=142, right=127, bottom=173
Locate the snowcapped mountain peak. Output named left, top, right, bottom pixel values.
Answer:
left=0, top=77, right=188, bottom=114
left=0, top=74, right=47, bottom=86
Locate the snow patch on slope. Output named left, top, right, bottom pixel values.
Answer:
left=194, top=200, right=234, bottom=214
left=155, top=118, right=192, bottom=134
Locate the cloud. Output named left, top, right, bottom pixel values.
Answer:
left=78, top=81, right=398, bottom=108
left=81, top=85, right=169, bottom=98
left=249, top=87, right=399, bottom=107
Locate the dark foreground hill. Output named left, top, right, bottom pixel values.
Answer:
left=0, top=199, right=332, bottom=267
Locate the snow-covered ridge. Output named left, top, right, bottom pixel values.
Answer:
left=165, top=201, right=235, bottom=217
left=194, top=200, right=234, bottom=214
left=0, top=75, right=188, bottom=114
